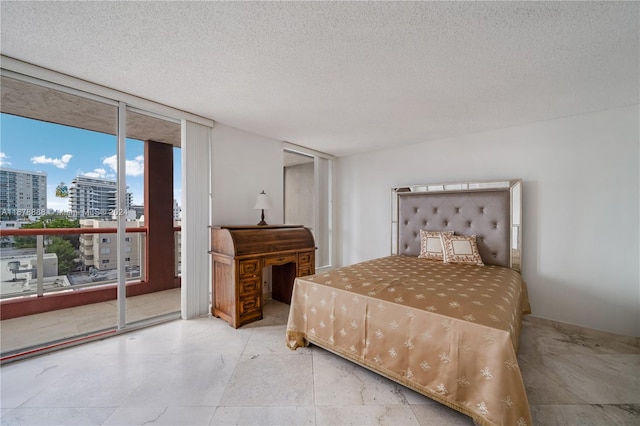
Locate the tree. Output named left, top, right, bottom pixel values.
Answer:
left=46, top=237, right=78, bottom=275
left=13, top=235, right=36, bottom=249
left=19, top=215, right=80, bottom=230
left=18, top=215, right=81, bottom=249
left=0, top=235, right=12, bottom=248
left=12, top=216, right=81, bottom=274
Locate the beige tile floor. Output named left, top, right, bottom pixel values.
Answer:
left=1, top=299, right=639, bottom=426
left=1, top=288, right=181, bottom=355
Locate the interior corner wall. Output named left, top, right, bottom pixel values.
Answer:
left=336, top=105, right=640, bottom=337
left=210, top=124, right=284, bottom=226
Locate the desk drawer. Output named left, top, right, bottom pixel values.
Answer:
left=239, top=259, right=261, bottom=277
left=263, top=254, right=296, bottom=267
left=239, top=295, right=261, bottom=316
left=240, top=277, right=260, bottom=296
left=297, top=265, right=313, bottom=277
left=298, top=251, right=313, bottom=265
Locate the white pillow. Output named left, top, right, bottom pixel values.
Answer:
left=418, top=230, right=454, bottom=261
left=440, top=233, right=484, bottom=266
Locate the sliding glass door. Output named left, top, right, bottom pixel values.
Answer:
left=0, top=75, right=121, bottom=353
left=0, top=72, right=181, bottom=358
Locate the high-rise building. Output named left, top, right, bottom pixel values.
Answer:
left=173, top=199, right=181, bottom=220
left=0, top=168, right=47, bottom=219
left=68, top=176, right=132, bottom=219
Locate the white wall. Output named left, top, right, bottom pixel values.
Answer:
left=284, top=162, right=314, bottom=227
left=337, top=105, right=639, bottom=337
left=211, top=124, right=284, bottom=226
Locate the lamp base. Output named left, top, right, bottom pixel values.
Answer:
left=257, top=209, right=267, bottom=226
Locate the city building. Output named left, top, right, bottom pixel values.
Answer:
left=0, top=250, right=63, bottom=298
left=129, top=204, right=144, bottom=219
left=0, top=168, right=47, bottom=220
left=78, top=219, right=143, bottom=274
left=68, top=176, right=132, bottom=219
left=0, top=221, right=22, bottom=247
left=173, top=199, right=181, bottom=220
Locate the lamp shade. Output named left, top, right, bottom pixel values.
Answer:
left=253, top=190, right=273, bottom=210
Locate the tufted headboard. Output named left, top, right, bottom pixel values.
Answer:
left=391, top=180, right=522, bottom=271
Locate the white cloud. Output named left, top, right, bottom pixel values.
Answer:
left=47, top=196, right=69, bottom=212
left=31, top=154, right=72, bottom=169
left=103, top=154, right=144, bottom=177
left=83, top=168, right=109, bottom=179
left=0, top=152, right=10, bottom=166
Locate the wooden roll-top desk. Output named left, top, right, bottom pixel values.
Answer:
left=210, top=225, right=316, bottom=328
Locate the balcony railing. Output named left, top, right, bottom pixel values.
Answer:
left=0, top=226, right=152, bottom=300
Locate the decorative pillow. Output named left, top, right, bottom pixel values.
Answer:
left=418, top=230, right=454, bottom=261
left=440, top=233, right=484, bottom=266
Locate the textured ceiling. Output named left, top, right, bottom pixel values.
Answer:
left=0, top=76, right=181, bottom=146
left=1, top=1, right=638, bottom=157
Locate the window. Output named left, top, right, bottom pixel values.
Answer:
left=0, top=59, right=206, bottom=340
left=100, top=248, right=111, bottom=254
left=125, top=247, right=131, bottom=253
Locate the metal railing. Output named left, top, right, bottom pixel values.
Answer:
left=0, top=227, right=148, bottom=299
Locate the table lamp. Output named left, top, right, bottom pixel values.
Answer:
left=253, top=190, right=273, bottom=226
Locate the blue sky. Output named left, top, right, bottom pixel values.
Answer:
left=0, top=113, right=181, bottom=212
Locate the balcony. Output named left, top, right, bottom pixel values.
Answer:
left=1, top=76, right=185, bottom=360
left=0, top=225, right=182, bottom=359
left=1, top=288, right=181, bottom=357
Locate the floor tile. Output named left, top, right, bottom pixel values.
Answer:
left=121, top=353, right=240, bottom=407
left=103, top=406, right=216, bottom=425
left=1, top=288, right=180, bottom=355
left=20, top=353, right=169, bottom=408
left=0, top=349, right=97, bottom=408
left=519, top=318, right=640, bottom=356
left=315, top=405, right=420, bottom=426
left=0, top=407, right=115, bottom=425
left=531, top=403, right=640, bottom=426
left=517, top=358, right=585, bottom=405
left=520, top=353, right=640, bottom=404
left=210, top=406, right=315, bottom=425
left=219, top=353, right=314, bottom=406
left=410, top=403, right=475, bottom=425
left=313, top=352, right=409, bottom=406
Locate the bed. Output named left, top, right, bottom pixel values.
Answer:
left=286, top=180, right=531, bottom=426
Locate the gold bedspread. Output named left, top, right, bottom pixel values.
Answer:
left=286, top=255, right=532, bottom=426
